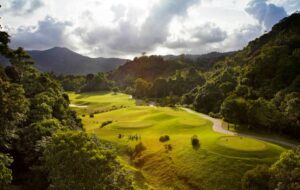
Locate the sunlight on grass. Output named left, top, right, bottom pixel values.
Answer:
left=68, top=91, right=286, bottom=190
left=217, top=136, right=267, bottom=151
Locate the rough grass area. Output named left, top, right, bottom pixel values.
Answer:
left=68, top=92, right=286, bottom=190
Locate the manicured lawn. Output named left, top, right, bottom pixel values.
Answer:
left=67, top=91, right=136, bottom=115
left=68, top=91, right=286, bottom=190
left=217, top=136, right=267, bottom=151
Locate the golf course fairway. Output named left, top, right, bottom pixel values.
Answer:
left=68, top=91, right=286, bottom=190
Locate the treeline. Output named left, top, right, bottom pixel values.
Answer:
left=0, top=30, right=136, bottom=189
left=55, top=72, right=113, bottom=92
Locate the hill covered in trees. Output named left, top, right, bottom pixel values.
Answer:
left=104, top=13, right=300, bottom=139
left=186, top=12, right=300, bottom=138
left=0, top=47, right=128, bottom=75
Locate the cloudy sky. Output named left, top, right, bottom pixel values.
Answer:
left=1, top=0, right=299, bottom=58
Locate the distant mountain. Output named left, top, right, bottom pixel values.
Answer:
left=0, top=47, right=128, bottom=75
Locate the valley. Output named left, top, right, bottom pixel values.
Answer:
left=1, top=4, right=299, bottom=189
left=69, top=91, right=286, bottom=190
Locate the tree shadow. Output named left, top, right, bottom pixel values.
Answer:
left=192, top=144, right=200, bottom=150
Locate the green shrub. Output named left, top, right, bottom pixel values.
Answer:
left=241, top=165, right=271, bottom=190
left=132, top=142, right=146, bottom=158
left=159, top=135, right=170, bottom=142
left=191, top=135, right=200, bottom=148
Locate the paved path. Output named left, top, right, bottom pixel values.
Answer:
left=69, top=104, right=88, bottom=108
left=182, top=108, right=297, bottom=148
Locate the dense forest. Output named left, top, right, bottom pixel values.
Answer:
left=0, top=29, right=136, bottom=189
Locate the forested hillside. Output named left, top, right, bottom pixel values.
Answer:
left=0, top=30, right=135, bottom=189
left=0, top=47, right=127, bottom=75
left=106, top=13, right=300, bottom=139
left=186, top=13, right=300, bottom=138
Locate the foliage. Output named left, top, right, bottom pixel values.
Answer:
left=242, top=145, right=300, bottom=190
left=191, top=135, right=200, bottom=148
left=0, top=28, right=82, bottom=189
left=80, top=73, right=112, bottom=92
left=43, top=131, right=134, bottom=190
left=270, top=146, right=300, bottom=190
left=0, top=153, right=12, bottom=190
left=0, top=76, right=29, bottom=149
left=159, top=135, right=170, bottom=142
left=134, top=78, right=152, bottom=98
left=221, top=96, right=249, bottom=126
left=112, top=86, right=119, bottom=94
left=241, top=165, right=271, bottom=190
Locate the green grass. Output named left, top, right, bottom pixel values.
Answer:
left=67, top=91, right=137, bottom=115
left=217, top=136, right=268, bottom=151
left=68, top=91, right=286, bottom=190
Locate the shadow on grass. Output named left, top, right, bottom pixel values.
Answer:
left=75, top=91, right=111, bottom=99
left=193, top=144, right=200, bottom=150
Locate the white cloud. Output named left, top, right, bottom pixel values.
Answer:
left=2, top=0, right=44, bottom=15
left=10, top=16, right=72, bottom=50
left=1, top=0, right=297, bottom=58
left=245, top=0, right=287, bottom=30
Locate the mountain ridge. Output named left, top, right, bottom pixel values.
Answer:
left=27, top=47, right=128, bottom=75
left=0, top=47, right=128, bottom=75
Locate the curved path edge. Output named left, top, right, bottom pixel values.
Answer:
left=181, top=107, right=297, bottom=148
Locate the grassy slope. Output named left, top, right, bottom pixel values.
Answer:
left=68, top=91, right=136, bottom=115
left=69, top=92, right=285, bottom=190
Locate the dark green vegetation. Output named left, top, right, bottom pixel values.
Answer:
left=0, top=29, right=137, bottom=189
left=54, top=73, right=113, bottom=92
left=242, top=146, right=300, bottom=190
left=186, top=13, right=300, bottom=138
left=44, top=131, right=134, bottom=190
left=0, top=47, right=127, bottom=75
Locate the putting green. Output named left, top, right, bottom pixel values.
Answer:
left=217, top=136, right=267, bottom=151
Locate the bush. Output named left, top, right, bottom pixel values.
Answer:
left=82, top=114, right=85, bottom=117
left=43, top=131, right=134, bottom=189
left=241, top=165, right=271, bottom=190
left=89, top=114, right=94, bottom=118
left=112, top=87, right=119, bottom=94
left=159, top=135, right=170, bottom=142
left=191, top=135, right=200, bottom=148
left=101, top=120, right=113, bottom=128
left=133, top=142, right=146, bottom=157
